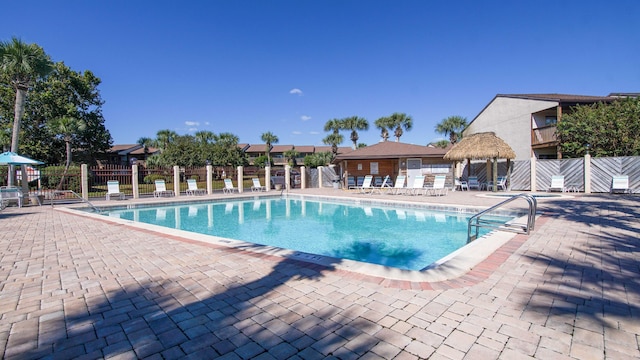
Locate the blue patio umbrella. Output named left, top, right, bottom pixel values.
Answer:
left=0, top=151, right=44, bottom=165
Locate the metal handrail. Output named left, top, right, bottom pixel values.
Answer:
left=468, top=193, right=537, bottom=243
left=47, top=190, right=102, bottom=212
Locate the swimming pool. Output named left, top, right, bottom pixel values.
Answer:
left=100, top=196, right=514, bottom=271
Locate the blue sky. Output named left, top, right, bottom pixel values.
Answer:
left=2, top=1, right=639, bottom=147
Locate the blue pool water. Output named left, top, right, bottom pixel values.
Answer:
left=103, top=198, right=510, bottom=271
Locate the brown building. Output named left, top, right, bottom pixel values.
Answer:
left=333, top=141, right=452, bottom=187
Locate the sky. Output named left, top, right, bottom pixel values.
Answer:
left=2, top=0, right=639, bottom=148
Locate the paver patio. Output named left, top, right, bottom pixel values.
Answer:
left=1, top=190, right=639, bottom=359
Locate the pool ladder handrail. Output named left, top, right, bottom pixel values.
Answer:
left=47, top=190, right=102, bottom=212
left=467, top=193, right=537, bottom=243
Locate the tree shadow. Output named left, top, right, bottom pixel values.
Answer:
left=522, top=195, right=640, bottom=327
left=19, top=249, right=384, bottom=359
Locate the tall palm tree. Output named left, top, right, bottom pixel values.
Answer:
left=323, top=118, right=342, bottom=135
left=154, top=129, right=178, bottom=150
left=387, top=112, right=413, bottom=142
left=137, top=137, right=153, bottom=164
left=342, top=116, right=369, bottom=149
left=260, top=131, right=279, bottom=166
left=322, top=133, right=343, bottom=158
left=374, top=116, right=391, bottom=142
left=194, top=130, right=215, bottom=144
left=283, top=148, right=300, bottom=166
left=0, top=37, right=53, bottom=185
left=49, top=116, right=86, bottom=189
left=435, top=115, right=468, bottom=144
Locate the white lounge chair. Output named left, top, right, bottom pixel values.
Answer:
left=611, top=175, right=630, bottom=194
left=154, top=179, right=175, bottom=197
left=427, top=175, right=448, bottom=196
left=390, top=175, right=406, bottom=195
left=487, top=176, right=507, bottom=191
left=251, top=178, right=266, bottom=192
left=106, top=180, right=125, bottom=200
left=468, top=176, right=482, bottom=190
left=223, top=178, right=237, bottom=194
left=373, top=175, right=392, bottom=194
left=548, top=175, right=565, bottom=192
left=186, top=179, right=206, bottom=196
left=407, top=175, right=426, bottom=195
left=356, top=175, right=374, bottom=194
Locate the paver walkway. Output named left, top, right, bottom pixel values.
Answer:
left=1, top=192, right=639, bottom=359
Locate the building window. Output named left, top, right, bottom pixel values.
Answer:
left=545, top=116, right=557, bottom=126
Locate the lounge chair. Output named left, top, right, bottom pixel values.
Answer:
left=251, top=178, right=266, bottom=192
left=186, top=179, right=206, bottom=196
left=548, top=175, right=565, bottom=192
left=468, top=176, right=482, bottom=190
left=356, top=175, right=374, bottom=194
left=154, top=179, right=175, bottom=197
left=373, top=175, right=392, bottom=194
left=223, top=178, right=237, bottom=194
left=407, top=175, right=426, bottom=195
left=0, top=186, right=23, bottom=208
left=390, top=175, right=406, bottom=195
left=611, top=175, right=630, bottom=194
left=426, top=175, right=448, bottom=196
left=106, top=180, right=125, bottom=200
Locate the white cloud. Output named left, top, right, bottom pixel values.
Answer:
left=292, top=131, right=302, bottom=135
left=289, top=88, right=303, bottom=96
left=188, top=127, right=198, bottom=132
left=309, top=131, right=320, bottom=135
left=185, top=121, right=200, bottom=127
left=301, top=115, right=311, bottom=121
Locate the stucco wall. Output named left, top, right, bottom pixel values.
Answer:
left=465, top=97, right=558, bottom=161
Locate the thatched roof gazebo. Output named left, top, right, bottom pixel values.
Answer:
left=444, top=132, right=516, bottom=191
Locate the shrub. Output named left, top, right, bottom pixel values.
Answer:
left=143, top=174, right=170, bottom=184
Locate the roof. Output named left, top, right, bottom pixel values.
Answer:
left=108, top=144, right=140, bottom=153
left=245, top=144, right=269, bottom=153
left=293, top=145, right=315, bottom=153
left=496, top=93, right=616, bottom=103
left=270, top=145, right=294, bottom=152
left=314, top=146, right=353, bottom=155
left=444, top=132, right=515, bottom=160
left=334, top=141, right=449, bottom=161
left=129, top=146, right=160, bottom=156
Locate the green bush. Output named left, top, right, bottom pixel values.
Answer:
left=40, top=165, right=83, bottom=192
left=143, top=174, right=171, bottom=184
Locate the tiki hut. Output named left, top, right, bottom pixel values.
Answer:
left=444, top=132, right=516, bottom=191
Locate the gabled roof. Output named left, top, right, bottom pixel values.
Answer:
left=108, top=144, right=142, bottom=155
left=334, top=141, right=449, bottom=160
left=130, top=146, right=160, bottom=156
left=294, top=145, right=315, bottom=153
left=315, top=146, right=353, bottom=155
left=270, top=145, right=294, bottom=152
left=245, top=144, right=269, bottom=153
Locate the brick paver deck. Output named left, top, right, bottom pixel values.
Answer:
left=1, top=190, right=639, bottom=359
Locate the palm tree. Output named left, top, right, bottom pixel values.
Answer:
left=260, top=131, right=279, bottom=166
left=194, top=130, right=215, bottom=144
left=283, top=148, right=300, bottom=166
left=0, top=37, right=53, bottom=185
left=154, top=129, right=178, bottom=150
left=49, top=116, right=86, bottom=189
left=323, top=118, right=342, bottom=135
left=374, top=116, right=391, bottom=142
left=435, top=115, right=468, bottom=144
left=137, top=137, right=153, bottom=164
left=322, top=133, right=343, bottom=158
left=387, top=112, right=413, bottom=142
left=342, top=116, right=369, bottom=149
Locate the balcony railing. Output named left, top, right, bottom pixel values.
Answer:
left=532, top=125, right=558, bottom=146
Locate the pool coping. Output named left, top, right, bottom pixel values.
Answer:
left=57, top=193, right=534, bottom=286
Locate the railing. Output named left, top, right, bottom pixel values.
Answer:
left=467, top=193, right=537, bottom=242
left=531, top=125, right=557, bottom=146
left=46, top=190, right=101, bottom=212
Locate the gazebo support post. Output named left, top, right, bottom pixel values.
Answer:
left=492, top=157, right=498, bottom=192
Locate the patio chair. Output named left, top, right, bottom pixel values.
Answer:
left=186, top=179, right=206, bottom=196
left=390, top=175, right=406, bottom=195
left=454, top=178, right=468, bottom=191
left=468, top=176, right=482, bottom=190
left=106, top=180, right=126, bottom=200
left=426, top=175, right=448, bottom=196
left=487, top=176, right=507, bottom=191
left=223, top=178, right=238, bottom=194
left=407, top=175, right=426, bottom=195
left=251, top=178, right=266, bottom=192
left=611, top=175, right=630, bottom=194
left=547, top=175, right=565, bottom=192
left=154, top=179, right=175, bottom=197
left=0, top=186, right=23, bottom=208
